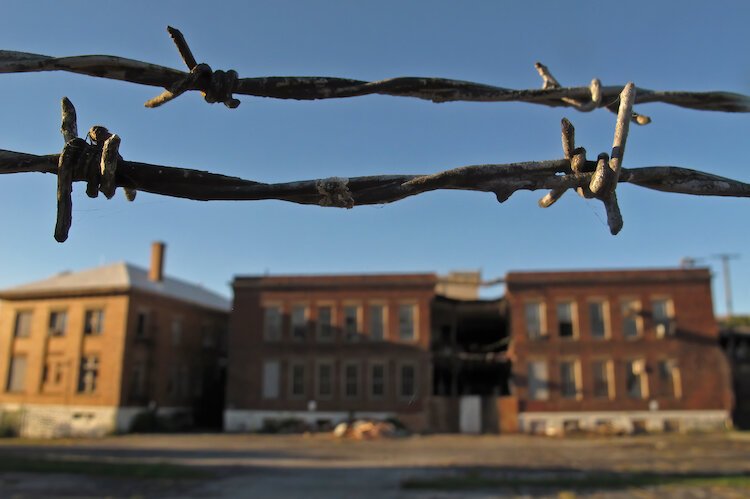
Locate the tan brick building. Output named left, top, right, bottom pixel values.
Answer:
left=226, top=274, right=437, bottom=432
left=0, top=243, right=230, bottom=437
left=506, top=268, right=733, bottom=434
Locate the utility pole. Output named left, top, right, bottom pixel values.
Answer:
left=711, top=254, right=740, bottom=319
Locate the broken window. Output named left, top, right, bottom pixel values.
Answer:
left=588, top=301, right=608, bottom=339
left=369, top=304, right=385, bottom=341
left=262, top=360, right=280, bottom=399
left=317, top=306, right=333, bottom=341
left=6, top=356, right=27, bottom=392
left=524, top=301, right=545, bottom=339
left=621, top=300, right=641, bottom=338
left=344, top=362, right=360, bottom=398
left=400, top=364, right=416, bottom=398
left=13, top=310, right=32, bottom=338
left=652, top=298, right=675, bottom=337
left=317, top=362, right=333, bottom=398
left=343, top=305, right=360, bottom=342
left=626, top=359, right=648, bottom=399
left=48, top=310, right=67, bottom=336
left=290, top=363, right=305, bottom=398
left=592, top=360, right=613, bottom=399
left=557, top=301, right=576, bottom=338
left=560, top=360, right=580, bottom=399
left=263, top=305, right=282, bottom=341
left=84, top=309, right=104, bottom=335
left=370, top=363, right=386, bottom=398
left=398, top=304, right=416, bottom=341
left=527, top=361, right=548, bottom=400
left=291, top=305, right=308, bottom=340
left=77, top=355, right=99, bottom=393
left=658, top=359, right=681, bottom=398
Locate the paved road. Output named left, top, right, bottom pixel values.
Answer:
left=1, top=432, right=749, bottom=498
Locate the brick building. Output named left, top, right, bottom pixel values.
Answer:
left=0, top=243, right=230, bottom=437
left=506, top=268, right=733, bottom=434
left=225, top=274, right=437, bottom=432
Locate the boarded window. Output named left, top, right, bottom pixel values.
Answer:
left=291, top=305, right=307, bottom=340
left=262, top=361, right=280, bottom=399
left=398, top=304, right=416, bottom=341
left=589, top=301, right=607, bottom=339
left=592, top=360, right=612, bottom=398
left=6, top=356, right=27, bottom=392
left=369, top=305, right=385, bottom=341
left=557, top=302, right=575, bottom=338
left=400, top=364, right=416, bottom=398
left=527, top=361, right=548, bottom=400
left=317, top=306, right=333, bottom=341
left=263, top=306, right=282, bottom=341
left=560, top=360, right=580, bottom=399
left=525, top=302, right=544, bottom=339
left=370, top=363, right=385, bottom=398
left=344, top=363, right=360, bottom=398
left=13, top=311, right=32, bottom=338
left=84, top=309, right=104, bottom=335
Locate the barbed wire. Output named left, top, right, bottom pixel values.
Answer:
left=1, top=27, right=748, bottom=122
left=1, top=86, right=748, bottom=243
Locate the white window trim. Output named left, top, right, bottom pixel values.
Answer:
left=367, top=301, right=389, bottom=341
left=620, top=298, right=643, bottom=339
left=527, top=359, right=549, bottom=401
left=650, top=296, right=676, bottom=338
left=523, top=299, right=547, bottom=340
left=587, top=298, right=611, bottom=340
left=559, top=358, right=582, bottom=400
left=555, top=299, right=579, bottom=340
left=397, top=301, right=419, bottom=342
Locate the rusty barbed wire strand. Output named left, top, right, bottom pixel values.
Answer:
left=1, top=27, right=748, bottom=119
left=1, top=92, right=749, bottom=242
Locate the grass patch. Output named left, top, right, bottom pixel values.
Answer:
left=0, top=455, right=208, bottom=480
left=402, top=472, right=750, bottom=491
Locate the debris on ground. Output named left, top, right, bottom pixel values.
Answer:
left=333, top=420, right=405, bottom=440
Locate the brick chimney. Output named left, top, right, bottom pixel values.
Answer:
left=149, top=241, right=166, bottom=282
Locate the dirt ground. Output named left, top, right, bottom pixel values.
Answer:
left=0, top=432, right=749, bottom=498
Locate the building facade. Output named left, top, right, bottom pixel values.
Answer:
left=0, top=243, right=230, bottom=437
left=506, top=268, right=733, bottom=434
left=225, top=274, right=437, bottom=432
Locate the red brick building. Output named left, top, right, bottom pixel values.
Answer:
left=226, top=274, right=437, bottom=432
left=506, top=268, right=733, bottom=434
left=0, top=243, right=230, bottom=437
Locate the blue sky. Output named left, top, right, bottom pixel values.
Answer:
left=0, top=1, right=748, bottom=315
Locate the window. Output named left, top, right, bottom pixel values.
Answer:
left=370, top=363, right=386, bottom=398
left=13, top=311, right=32, bottom=338
left=652, top=298, right=675, bottom=337
left=369, top=305, right=386, bottom=341
left=290, top=363, right=305, bottom=398
left=621, top=299, right=642, bottom=338
left=42, top=357, right=65, bottom=391
left=560, top=360, right=580, bottom=399
left=398, top=304, right=416, bottom=341
left=557, top=301, right=576, bottom=338
left=527, top=361, right=548, bottom=400
left=135, top=311, right=148, bottom=338
left=626, top=359, right=648, bottom=399
left=592, top=360, right=613, bottom=399
left=83, top=309, right=104, bottom=335
left=317, top=362, right=333, bottom=398
left=291, top=305, right=307, bottom=340
left=524, top=301, right=545, bottom=339
left=77, top=355, right=99, bottom=393
left=588, top=301, right=608, bottom=339
left=262, top=361, right=280, bottom=399
left=317, top=306, right=333, bottom=341
left=343, top=362, right=360, bottom=398
left=343, top=305, right=361, bottom=341
left=171, top=318, right=183, bottom=346
left=400, top=364, right=416, bottom=398
left=6, top=356, right=27, bottom=392
left=263, top=306, right=282, bottom=341
left=658, top=360, right=681, bottom=398
left=48, top=310, right=67, bottom=336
